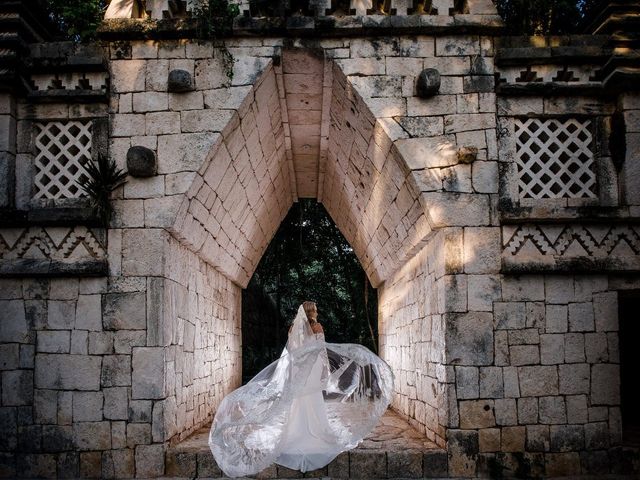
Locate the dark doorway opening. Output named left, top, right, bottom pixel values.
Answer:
left=241, top=199, right=378, bottom=383
left=619, top=290, right=640, bottom=446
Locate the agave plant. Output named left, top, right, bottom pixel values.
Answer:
left=79, top=154, right=127, bottom=226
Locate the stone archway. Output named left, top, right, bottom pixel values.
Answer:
left=157, top=48, right=454, bottom=448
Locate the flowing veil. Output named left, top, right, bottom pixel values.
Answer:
left=209, top=305, right=394, bottom=478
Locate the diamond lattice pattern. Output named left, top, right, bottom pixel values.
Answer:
left=514, top=118, right=597, bottom=199
left=34, top=121, right=92, bottom=199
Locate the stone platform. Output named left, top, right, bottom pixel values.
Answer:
left=164, top=409, right=447, bottom=479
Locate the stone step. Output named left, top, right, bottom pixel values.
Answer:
left=165, top=410, right=447, bottom=479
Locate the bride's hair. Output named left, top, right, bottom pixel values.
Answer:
left=302, top=301, right=317, bottom=320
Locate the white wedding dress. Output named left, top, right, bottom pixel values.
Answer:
left=208, top=305, right=394, bottom=477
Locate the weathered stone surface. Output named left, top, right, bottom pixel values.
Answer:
left=1, top=370, right=33, bottom=406
left=103, top=292, right=146, bottom=330
left=349, top=450, right=386, bottom=479
left=104, top=387, right=128, bottom=420
left=74, top=421, right=111, bottom=450
left=101, top=449, right=134, bottom=479
left=75, top=294, right=102, bottom=331
left=165, top=451, right=196, bottom=477
left=416, top=68, right=441, bottom=97
left=459, top=400, right=495, bottom=428
left=501, top=426, right=525, bottom=452
left=591, top=363, right=620, bottom=405
left=101, top=354, right=132, bottom=387
left=446, top=312, right=494, bottom=365
left=518, top=366, right=558, bottom=397
left=127, top=422, right=151, bottom=447
left=447, top=429, right=478, bottom=477
left=387, top=450, right=422, bottom=478
left=127, top=145, right=157, bottom=177
left=35, top=354, right=101, bottom=391
left=36, top=330, right=70, bottom=353
left=540, top=334, right=564, bottom=365
left=72, top=391, right=103, bottom=422
left=494, top=302, right=526, bottom=330
left=539, top=396, right=567, bottom=424
left=464, top=227, right=501, bottom=273
left=494, top=398, right=517, bottom=426
left=197, top=450, right=222, bottom=476
left=0, top=300, right=28, bottom=343
left=135, top=443, right=165, bottom=477
left=423, top=449, right=447, bottom=477
left=558, top=363, right=589, bottom=394
left=168, top=69, right=194, bottom=92
left=132, top=347, right=164, bottom=399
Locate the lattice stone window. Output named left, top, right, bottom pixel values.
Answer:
left=514, top=117, right=597, bottom=199
left=33, top=120, right=92, bottom=200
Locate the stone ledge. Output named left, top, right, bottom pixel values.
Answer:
left=497, top=81, right=606, bottom=96
left=0, top=207, right=102, bottom=227
left=498, top=204, right=638, bottom=224
left=97, top=14, right=503, bottom=41
left=26, top=89, right=109, bottom=103
left=0, top=259, right=108, bottom=277
left=502, top=256, right=640, bottom=274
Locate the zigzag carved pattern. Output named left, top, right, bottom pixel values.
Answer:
left=0, top=227, right=106, bottom=261
left=504, top=224, right=640, bottom=257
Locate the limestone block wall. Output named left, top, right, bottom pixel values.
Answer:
left=161, top=236, right=241, bottom=444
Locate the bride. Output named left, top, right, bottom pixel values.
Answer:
left=208, top=301, right=394, bottom=477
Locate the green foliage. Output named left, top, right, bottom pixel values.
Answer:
left=191, top=0, right=240, bottom=83
left=79, top=155, right=127, bottom=226
left=495, top=0, right=599, bottom=35
left=46, top=0, right=106, bottom=41
left=242, top=200, right=378, bottom=382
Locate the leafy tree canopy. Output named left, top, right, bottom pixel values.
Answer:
left=45, top=0, right=107, bottom=41
left=495, top=0, right=601, bottom=35
left=242, top=200, right=377, bottom=382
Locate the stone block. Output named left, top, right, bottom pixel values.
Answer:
left=445, top=312, right=493, bottom=365
left=501, top=275, right=544, bottom=301
left=444, top=113, right=495, bottom=134
left=135, top=443, right=165, bottom=477
left=41, top=425, right=73, bottom=452
left=565, top=395, right=587, bottom=423
left=539, top=396, right=567, bottom=424
left=593, top=291, right=618, bottom=331
left=479, top=428, right=500, bottom=452
left=494, top=398, right=517, bottom=426
left=89, top=332, right=114, bottom=355
left=471, top=161, right=498, bottom=193
left=396, top=116, right=443, bottom=137
left=463, top=227, right=501, bottom=274
left=387, top=450, right=422, bottom=478
left=165, top=451, right=196, bottom=477
left=103, top=292, right=146, bottom=330
left=111, top=114, right=146, bottom=137
left=104, top=387, right=128, bottom=420
left=495, top=331, right=509, bottom=366
left=395, top=136, right=457, bottom=170
left=544, top=276, right=574, bottom=304
left=0, top=344, right=19, bottom=370
left=127, top=422, right=151, bottom=447
left=79, top=451, right=102, bottom=478
left=585, top=332, right=608, bottom=363
left=0, top=300, right=28, bottom=343
left=550, top=425, right=585, bottom=454
left=111, top=60, right=146, bottom=93
left=424, top=192, right=491, bottom=227
left=459, top=400, right=495, bottom=428
left=545, top=452, right=582, bottom=477
left=72, top=391, right=103, bottom=422
left=101, top=449, right=134, bottom=479
left=114, top=330, right=147, bottom=354
left=75, top=295, right=102, bottom=331
left=517, top=397, right=538, bottom=424
left=591, top=364, right=620, bottom=405
left=540, top=334, right=564, bottom=365
left=501, top=426, right=525, bottom=452
left=132, top=347, right=165, bottom=399
left=74, top=421, right=111, bottom=450
left=479, top=366, right=503, bottom=398
left=423, top=449, right=447, bottom=477
left=327, top=451, right=348, bottom=477
left=128, top=399, right=152, bottom=423
left=349, top=451, right=385, bottom=478
left=580, top=449, right=610, bottom=475
left=441, top=164, right=472, bottom=192
left=526, top=425, right=550, bottom=452
left=47, top=301, right=75, bottom=330
left=157, top=132, right=220, bottom=174
left=169, top=91, right=204, bottom=111
left=2, top=370, right=32, bottom=406
left=35, top=354, right=101, bottom=391
left=568, top=302, right=595, bottom=332
left=564, top=333, right=585, bottom=363
left=558, top=363, right=590, bottom=395
left=36, top=330, right=70, bottom=353
left=436, top=35, right=480, bottom=56
left=132, top=92, right=168, bottom=112
left=456, top=366, right=479, bottom=399
left=584, top=422, right=609, bottom=450
left=197, top=450, right=222, bottom=476
left=467, top=275, right=500, bottom=312
left=494, top=302, right=526, bottom=330
left=57, top=451, right=79, bottom=478
left=545, top=305, right=568, bottom=333
left=447, top=429, right=478, bottom=477
left=101, top=354, right=132, bottom=387
left=510, top=345, right=539, bottom=366
left=16, top=453, right=56, bottom=479
left=518, top=366, right=558, bottom=397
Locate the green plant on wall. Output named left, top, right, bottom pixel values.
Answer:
left=46, top=0, right=107, bottom=41
left=191, top=0, right=240, bottom=83
left=79, top=155, right=127, bottom=226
